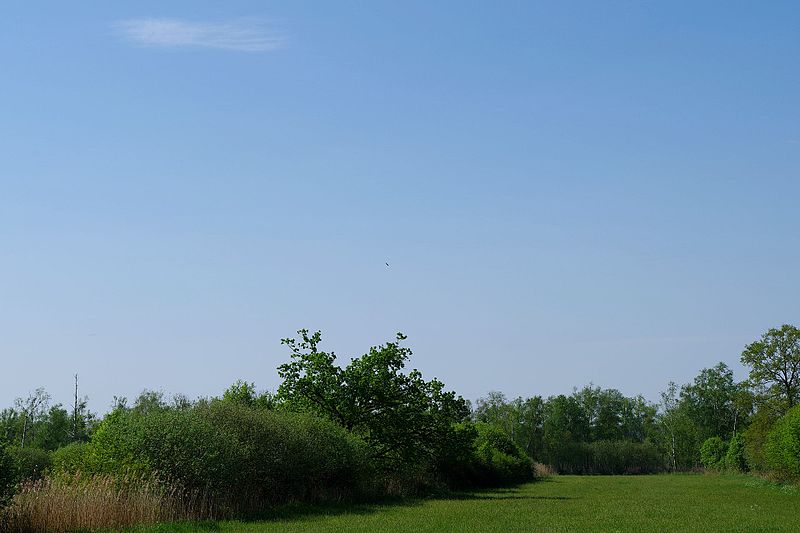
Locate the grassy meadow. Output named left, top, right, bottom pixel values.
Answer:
left=133, top=474, right=799, bottom=532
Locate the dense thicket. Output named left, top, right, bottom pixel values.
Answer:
left=764, top=405, right=800, bottom=479
left=78, top=402, right=373, bottom=508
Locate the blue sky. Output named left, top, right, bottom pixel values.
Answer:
left=2, top=1, right=798, bottom=411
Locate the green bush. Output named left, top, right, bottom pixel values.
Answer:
left=725, top=434, right=747, bottom=472
left=86, top=406, right=240, bottom=491
left=6, top=446, right=51, bottom=482
left=197, top=401, right=373, bottom=501
left=0, top=443, right=15, bottom=501
left=51, top=442, right=90, bottom=473
left=473, top=423, right=534, bottom=485
left=83, top=409, right=150, bottom=476
left=83, top=402, right=374, bottom=506
left=743, top=408, right=778, bottom=472
left=1, top=444, right=54, bottom=502
left=438, top=423, right=533, bottom=488
left=764, top=405, right=800, bottom=480
left=700, top=437, right=728, bottom=471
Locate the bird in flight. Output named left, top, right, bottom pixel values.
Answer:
left=385, top=262, right=390, bottom=267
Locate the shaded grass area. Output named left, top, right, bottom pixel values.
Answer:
left=131, top=474, right=800, bottom=532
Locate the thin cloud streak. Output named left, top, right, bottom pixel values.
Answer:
left=113, top=18, right=286, bottom=52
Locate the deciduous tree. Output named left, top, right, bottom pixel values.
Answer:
left=741, top=324, right=800, bottom=411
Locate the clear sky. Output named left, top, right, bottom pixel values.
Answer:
left=2, top=1, right=798, bottom=412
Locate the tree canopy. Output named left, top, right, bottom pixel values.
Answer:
left=741, top=324, right=800, bottom=411
left=276, top=330, right=470, bottom=465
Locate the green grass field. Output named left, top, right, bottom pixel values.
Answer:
left=136, top=474, right=800, bottom=532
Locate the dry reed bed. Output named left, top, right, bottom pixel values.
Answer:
left=1, top=473, right=215, bottom=533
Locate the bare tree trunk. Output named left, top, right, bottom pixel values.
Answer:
left=670, top=433, right=677, bottom=471
left=72, top=374, right=79, bottom=441
left=20, top=413, right=28, bottom=448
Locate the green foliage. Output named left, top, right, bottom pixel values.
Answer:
left=0, top=388, right=97, bottom=453
left=764, top=404, right=800, bottom=479
left=6, top=445, right=52, bottom=482
left=474, top=393, right=546, bottom=460
left=84, top=409, right=150, bottom=476
left=51, top=441, right=90, bottom=473
left=590, top=440, right=663, bottom=474
left=472, top=423, right=533, bottom=485
left=132, top=390, right=169, bottom=415
left=547, top=440, right=663, bottom=474
left=725, top=434, right=747, bottom=472
left=30, top=405, right=72, bottom=451
left=82, top=401, right=374, bottom=504
left=435, top=422, right=532, bottom=489
left=699, top=437, right=728, bottom=470
left=0, top=443, right=15, bottom=501
left=681, top=363, right=743, bottom=443
left=474, top=386, right=662, bottom=473
left=743, top=406, right=780, bottom=472
left=573, top=386, right=657, bottom=442
left=277, top=330, right=470, bottom=467
left=221, top=380, right=275, bottom=409
left=741, top=324, right=800, bottom=411
left=86, top=407, right=240, bottom=491
left=197, top=401, right=372, bottom=501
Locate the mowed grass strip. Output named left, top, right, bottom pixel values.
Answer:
left=135, top=474, right=800, bottom=532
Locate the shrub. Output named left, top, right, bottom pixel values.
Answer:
left=6, top=446, right=51, bottom=482
left=744, top=408, right=779, bottom=472
left=0, top=443, right=15, bottom=501
left=438, top=423, right=533, bottom=488
left=473, top=423, right=534, bottom=485
left=82, top=402, right=374, bottom=510
left=83, top=409, right=149, bottom=476
left=764, top=405, right=800, bottom=480
left=699, top=437, right=728, bottom=471
left=86, top=407, right=245, bottom=494
left=196, top=401, right=374, bottom=503
left=51, top=442, right=90, bottom=474
left=725, top=434, right=747, bottom=472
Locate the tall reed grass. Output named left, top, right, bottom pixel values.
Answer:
left=0, top=473, right=215, bottom=533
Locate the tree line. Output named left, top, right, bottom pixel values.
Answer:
left=1, top=324, right=800, bottom=529
left=473, top=324, right=800, bottom=476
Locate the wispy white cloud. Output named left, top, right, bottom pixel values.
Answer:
left=113, top=18, right=285, bottom=52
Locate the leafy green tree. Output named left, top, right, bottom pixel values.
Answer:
left=542, top=394, right=590, bottom=466
left=474, top=391, right=513, bottom=433
left=474, top=393, right=545, bottom=460
left=0, top=408, right=21, bottom=444
left=656, top=382, right=698, bottom=470
left=742, top=404, right=781, bottom=472
left=680, top=363, right=739, bottom=441
left=699, top=436, right=728, bottom=470
left=513, top=396, right=546, bottom=459
left=276, top=330, right=470, bottom=465
left=741, top=324, right=800, bottom=411
left=222, top=380, right=275, bottom=409
left=725, top=433, right=747, bottom=471
left=31, top=405, right=71, bottom=451
left=0, top=442, right=15, bottom=501
left=132, top=390, right=168, bottom=415
left=15, top=388, right=50, bottom=448
left=619, top=394, right=658, bottom=442
left=574, top=386, right=652, bottom=442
